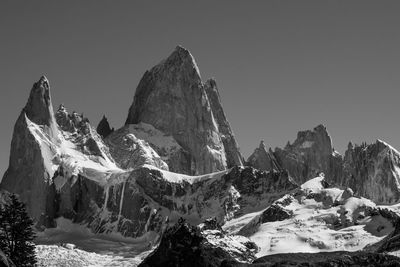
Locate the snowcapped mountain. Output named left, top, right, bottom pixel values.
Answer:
left=2, top=46, right=400, bottom=266
left=248, top=124, right=400, bottom=204
left=125, top=46, right=243, bottom=175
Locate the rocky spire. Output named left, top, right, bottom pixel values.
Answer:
left=204, top=78, right=243, bottom=167
left=96, top=115, right=114, bottom=138
left=124, top=46, right=235, bottom=175
left=247, top=140, right=281, bottom=171
left=22, top=76, right=59, bottom=140
left=23, top=76, right=55, bottom=126
left=1, top=76, right=59, bottom=224
left=267, top=124, right=342, bottom=184
left=125, top=45, right=202, bottom=125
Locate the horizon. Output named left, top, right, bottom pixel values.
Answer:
left=2, top=1, right=400, bottom=177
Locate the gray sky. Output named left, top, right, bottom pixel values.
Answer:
left=1, top=1, right=400, bottom=176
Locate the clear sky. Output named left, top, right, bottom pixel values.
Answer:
left=1, top=1, right=400, bottom=176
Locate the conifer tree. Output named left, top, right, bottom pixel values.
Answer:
left=0, top=194, right=37, bottom=266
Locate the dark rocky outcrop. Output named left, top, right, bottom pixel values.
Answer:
left=367, top=215, right=400, bottom=253
left=223, top=251, right=400, bottom=266
left=125, top=46, right=242, bottom=175
left=225, top=167, right=297, bottom=216
left=0, top=250, right=15, bottom=267
left=139, top=219, right=257, bottom=267
left=96, top=115, right=114, bottom=138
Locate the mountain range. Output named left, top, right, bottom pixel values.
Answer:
left=2, top=46, right=400, bottom=266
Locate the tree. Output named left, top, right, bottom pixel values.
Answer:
left=0, top=194, right=37, bottom=266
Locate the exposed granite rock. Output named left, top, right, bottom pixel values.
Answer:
left=341, top=140, right=400, bottom=204
left=238, top=195, right=294, bottom=237
left=370, top=217, right=400, bottom=253
left=1, top=77, right=59, bottom=226
left=125, top=46, right=242, bottom=175
left=55, top=104, right=91, bottom=134
left=273, top=124, right=342, bottom=184
left=107, top=123, right=189, bottom=173
left=247, top=141, right=281, bottom=172
left=225, top=167, right=297, bottom=216
left=53, top=164, right=297, bottom=239
left=139, top=218, right=257, bottom=267
left=248, top=125, right=343, bottom=185
left=248, top=125, right=400, bottom=204
left=105, top=125, right=169, bottom=170
left=23, top=76, right=58, bottom=138
left=204, top=78, right=243, bottom=168
left=96, top=115, right=114, bottom=138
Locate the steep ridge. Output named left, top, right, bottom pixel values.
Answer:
left=248, top=125, right=400, bottom=204
left=1, top=76, right=60, bottom=226
left=341, top=140, right=400, bottom=204
left=0, top=76, right=296, bottom=244
left=204, top=79, right=243, bottom=168
left=125, top=46, right=242, bottom=175
left=96, top=115, right=114, bottom=138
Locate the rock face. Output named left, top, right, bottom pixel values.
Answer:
left=373, top=219, right=400, bottom=253
left=274, top=125, right=342, bottom=184
left=1, top=76, right=59, bottom=226
left=248, top=125, right=400, bottom=204
left=248, top=125, right=342, bottom=184
left=1, top=76, right=296, bottom=242
left=22, top=76, right=58, bottom=136
left=341, top=140, right=400, bottom=204
left=125, top=46, right=242, bottom=175
left=105, top=125, right=169, bottom=170
left=96, top=115, right=114, bottom=138
left=247, top=141, right=281, bottom=172
left=139, top=219, right=257, bottom=267
left=204, top=79, right=243, bottom=168
left=106, top=123, right=189, bottom=173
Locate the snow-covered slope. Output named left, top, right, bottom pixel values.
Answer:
left=226, top=175, right=397, bottom=258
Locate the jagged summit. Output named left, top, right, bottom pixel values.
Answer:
left=173, top=45, right=200, bottom=74
left=247, top=140, right=281, bottom=172
left=293, top=124, right=332, bottom=148
left=96, top=115, right=114, bottom=138
left=23, top=76, right=55, bottom=127
left=125, top=46, right=242, bottom=175
left=248, top=124, right=343, bottom=186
